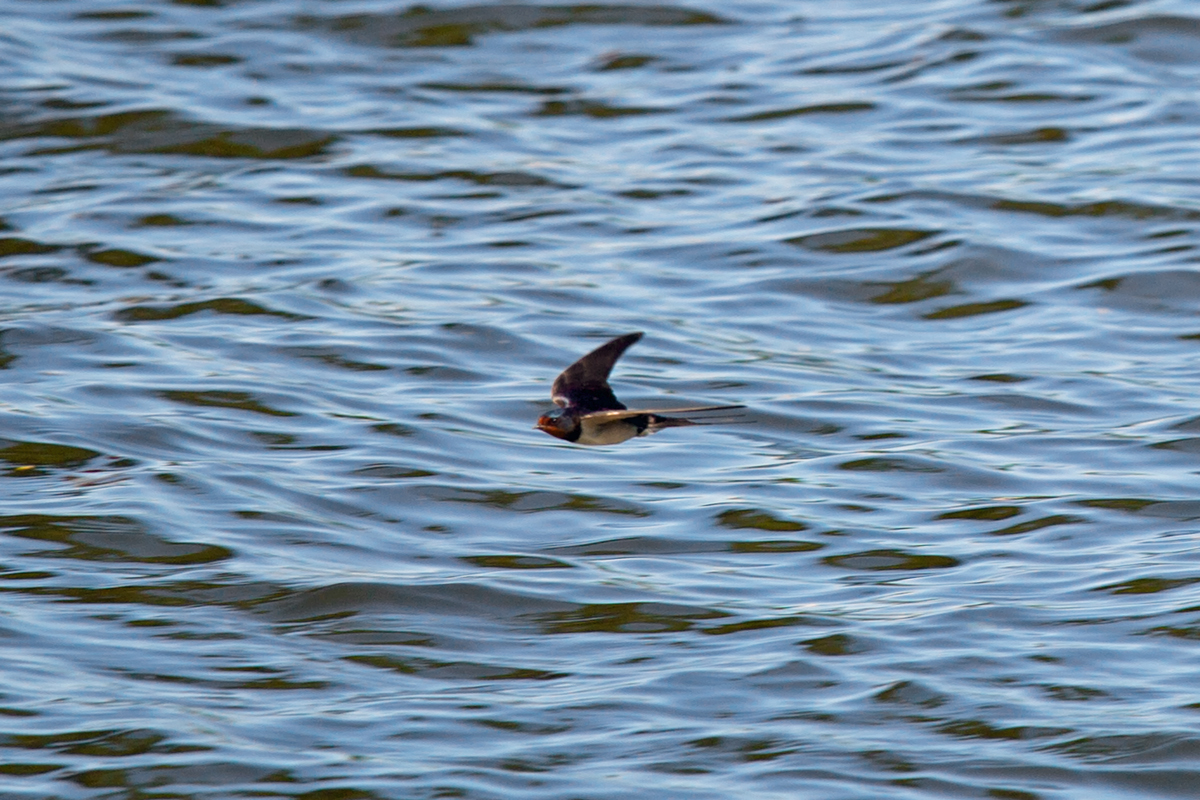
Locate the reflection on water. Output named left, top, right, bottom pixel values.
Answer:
left=2, top=0, right=1200, bottom=798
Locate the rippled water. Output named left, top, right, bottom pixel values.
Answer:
left=2, top=0, right=1200, bottom=797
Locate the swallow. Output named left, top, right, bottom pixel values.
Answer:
left=536, top=331, right=745, bottom=445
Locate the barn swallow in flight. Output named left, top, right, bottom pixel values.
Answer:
left=536, top=332, right=745, bottom=445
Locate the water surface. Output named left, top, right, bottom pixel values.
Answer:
left=2, top=1, right=1199, bottom=798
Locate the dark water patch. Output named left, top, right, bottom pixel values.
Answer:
left=1093, top=577, right=1200, bottom=596
left=247, top=438, right=346, bottom=453
left=472, top=718, right=572, bottom=735
left=115, top=298, right=308, bottom=323
left=0, top=440, right=101, bottom=473
left=118, top=668, right=328, bottom=692
left=535, top=98, right=668, bottom=118
left=7, top=266, right=72, bottom=284
left=824, top=550, right=960, bottom=571
left=724, top=102, right=875, bottom=123
left=1, top=728, right=187, bottom=757
left=73, top=9, right=154, bottom=20
left=989, top=515, right=1087, bottom=536
left=461, top=555, right=574, bottom=569
left=1147, top=227, right=1192, bottom=241
left=684, top=733, right=798, bottom=763
left=947, top=83, right=1094, bottom=104
left=303, top=4, right=731, bottom=49
left=260, top=582, right=574, bottom=624
left=729, top=540, right=823, bottom=553
left=403, top=365, right=481, bottom=380
left=937, top=719, right=1072, bottom=742
left=547, top=536, right=729, bottom=556
left=0, top=762, right=61, bottom=776
left=8, top=266, right=79, bottom=287
left=83, top=247, right=159, bottom=268
left=966, top=126, right=1070, bottom=145
left=0, top=571, right=57, bottom=582
left=937, top=505, right=1022, bottom=522
left=800, top=58, right=911, bottom=76
left=802, top=633, right=870, bottom=657
left=67, top=764, right=282, bottom=795
left=419, top=81, right=570, bottom=95
left=0, top=237, right=61, bottom=258
left=347, top=653, right=567, bottom=681
left=546, top=535, right=821, bottom=556
left=838, top=456, right=945, bottom=473
left=344, top=164, right=567, bottom=188
left=868, top=273, right=956, bottom=304
left=596, top=53, right=658, bottom=70
left=0, top=515, right=232, bottom=565
left=309, top=629, right=437, bottom=647
left=248, top=432, right=298, bottom=448
left=997, top=198, right=1200, bottom=220
left=159, top=390, right=298, bottom=418
left=618, top=187, right=693, bottom=200
left=367, top=126, right=468, bottom=139
left=970, top=373, right=1029, bottom=383
left=285, top=348, right=389, bottom=372
left=864, top=189, right=1200, bottom=222
left=5, top=110, right=335, bottom=159
left=537, top=602, right=729, bottom=634
left=9, top=579, right=284, bottom=609
left=352, top=465, right=436, bottom=479
left=370, top=422, right=417, bottom=438
left=703, top=615, right=817, bottom=636
left=488, top=207, right=573, bottom=225
left=1149, top=624, right=1200, bottom=641
left=923, top=298, right=1028, bottom=320
left=422, top=487, right=649, bottom=516
left=1041, top=684, right=1109, bottom=702
left=1076, top=498, right=1200, bottom=520
left=1149, top=437, right=1200, bottom=454
left=1075, top=497, right=1157, bottom=513
left=171, top=53, right=241, bottom=68
left=786, top=227, right=938, bottom=254
left=92, top=24, right=203, bottom=45
left=0, top=707, right=39, bottom=719
left=1042, top=731, right=1199, bottom=762
left=873, top=680, right=949, bottom=709
left=715, top=508, right=807, bottom=531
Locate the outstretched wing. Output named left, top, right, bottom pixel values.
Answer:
left=579, top=404, right=746, bottom=422
left=551, top=332, right=643, bottom=412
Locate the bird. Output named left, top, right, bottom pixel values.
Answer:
left=535, top=331, right=745, bottom=445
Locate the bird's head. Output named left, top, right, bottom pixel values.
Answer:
left=535, top=408, right=579, bottom=441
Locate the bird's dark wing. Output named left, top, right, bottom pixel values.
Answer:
left=551, top=332, right=643, bottom=412
left=579, top=404, right=746, bottom=422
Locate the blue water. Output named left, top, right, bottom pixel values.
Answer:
left=1, top=1, right=1199, bottom=798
